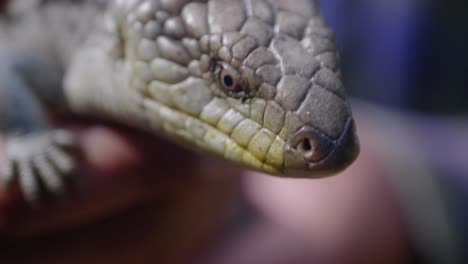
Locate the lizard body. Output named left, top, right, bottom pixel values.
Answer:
left=0, top=0, right=359, bottom=203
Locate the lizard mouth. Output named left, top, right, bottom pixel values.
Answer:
left=284, top=118, right=359, bottom=177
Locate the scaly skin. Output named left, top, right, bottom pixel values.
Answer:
left=66, top=0, right=359, bottom=177
left=1, top=0, right=359, bottom=202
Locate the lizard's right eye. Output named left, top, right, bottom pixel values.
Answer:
left=214, top=63, right=253, bottom=100
left=220, top=69, right=240, bottom=93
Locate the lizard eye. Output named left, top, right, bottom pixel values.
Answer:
left=220, top=68, right=240, bottom=93
left=213, top=62, right=253, bottom=100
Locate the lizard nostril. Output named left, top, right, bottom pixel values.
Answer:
left=298, top=138, right=317, bottom=161
left=289, top=127, right=334, bottom=163
left=299, top=138, right=312, bottom=152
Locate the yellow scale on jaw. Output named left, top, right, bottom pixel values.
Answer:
left=143, top=92, right=285, bottom=175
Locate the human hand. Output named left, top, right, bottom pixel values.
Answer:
left=0, top=108, right=414, bottom=264
left=0, top=122, right=241, bottom=263
left=207, top=110, right=412, bottom=264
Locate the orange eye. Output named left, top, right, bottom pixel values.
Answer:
left=220, top=69, right=240, bottom=92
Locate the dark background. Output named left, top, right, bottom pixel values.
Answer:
left=320, top=0, right=468, bottom=114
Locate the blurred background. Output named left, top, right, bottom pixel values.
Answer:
left=321, top=0, right=468, bottom=113
left=318, top=0, right=468, bottom=263
left=1, top=0, right=467, bottom=264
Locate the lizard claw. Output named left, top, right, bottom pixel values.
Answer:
left=1, top=130, right=79, bottom=204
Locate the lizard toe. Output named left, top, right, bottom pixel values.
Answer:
left=0, top=152, right=15, bottom=188
left=46, top=145, right=76, bottom=176
left=18, top=159, right=40, bottom=204
left=33, top=154, right=66, bottom=197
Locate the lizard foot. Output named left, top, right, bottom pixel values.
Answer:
left=1, top=130, right=78, bottom=204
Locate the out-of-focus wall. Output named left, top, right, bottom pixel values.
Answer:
left=320, top=0, right=468, bottom=114
left=317, top=1, right=468, bottom=263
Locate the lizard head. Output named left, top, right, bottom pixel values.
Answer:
left=114, top=0, right=359, bottom=177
